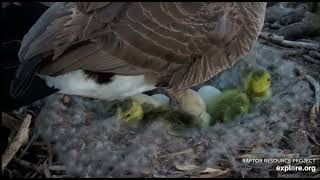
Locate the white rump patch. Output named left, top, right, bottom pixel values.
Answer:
left=41, top=70, right=156, bottom=100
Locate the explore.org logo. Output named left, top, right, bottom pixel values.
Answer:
left=275, top=165, right=316, bottom=173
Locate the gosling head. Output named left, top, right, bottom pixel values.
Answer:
left=246, top=69, right=271, bottom=98
left=114, top=98, right=144, bottom=123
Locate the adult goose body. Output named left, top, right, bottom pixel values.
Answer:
left=12, top=2, right=267, bottom=103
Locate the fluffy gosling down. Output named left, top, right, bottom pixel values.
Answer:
left=113, top=91, right=211, bottom=132
left=207, top=68, right=272, bottom=124
left=112, top=68, right=271, bottom=130
left=112, top=94, right=165, bottom=124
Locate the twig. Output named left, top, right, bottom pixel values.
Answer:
left=48, top=144, right=53, bottom=166
left=30, top=172, right=38, bottom=178
left=161, top=148, right=194, bottom=159
left=15, top=159, right=43, bottom=174
left=32, top=141, right=49, bottom=147
left=51, top=175, right=73, bottom=178
left=24, top=172, right=33, bottom=178
left=2, top=114, right=32, bottom=172
left=191, top=168, right=229, bottom=178
left=1, top=112, right=21, bottom=131
left=300, top=39, right=320, bottom=44
left=36, top=154, right=48, bottom=159
left=301, top=130, right=320, bottom=146
left=303, top=55, right=320, bottom=65
left=309, top=50, right=320, bottom=59
left=18, top=128, right=38, bottom=159
left=270, top=22, right=282, bottom=30
left=259, top=32, right=320, bottom=50
left=296, top=67, right=320, bottom=126
left=1, top=39, right=21, bottom=46
left=43, top=160, right=51, bottom=178
left=304, top=75, right=320, bottom=122
left=11, top=169, right=23, bottom=178
left=48, top=165, right=66, bottom=172
left=1, top=113, right=22, bottom=143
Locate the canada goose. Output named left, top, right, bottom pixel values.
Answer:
left=113, top=93, right=163, bottom=123
left=115, top=91, right=211, bottom=130
left=207, top=69, right=272, bottom=124
left=242, top=68, right=272, bottom=103
left=10, top=2, right=267, bottom=110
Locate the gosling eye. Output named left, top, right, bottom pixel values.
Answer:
left=267, top=78, right=270, bottom=82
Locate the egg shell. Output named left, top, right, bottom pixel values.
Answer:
left=197, top=86, right=222, bottom=107
left=150, top=94, right=170, bottom=107
left=181, top=89, right=206, bottom=116
left=199, top=112, right=211, bottom=128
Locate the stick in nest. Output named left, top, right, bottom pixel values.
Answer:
left=309, top=50, right=320, bottom=59
left=304, top=74, right=320, bottom=121
left=295, top=67, right=320, bottom=126
left=259, top=32, right=320, bottom=50
left=2, top=114, right=32, bottom=172
left=303, top=55, right=320, bottom=65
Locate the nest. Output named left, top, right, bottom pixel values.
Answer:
left=4, top=42, right=315, bottom=178
left=2, top=3, right=319, bottom=177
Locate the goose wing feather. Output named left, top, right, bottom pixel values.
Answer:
left=18, top=2, right=266, bottom=89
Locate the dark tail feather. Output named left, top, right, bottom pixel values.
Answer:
left=1, top=2, right=58, bottom=112
left=1, top=42, right=59, bottom=112
left=10, top=56, right=43, bottom=98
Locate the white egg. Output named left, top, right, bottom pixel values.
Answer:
left=197, top=86, right=222, bottom=107
left=150, top=94, right=170, bottom=107
left=181, top=89, right=206, bottom=116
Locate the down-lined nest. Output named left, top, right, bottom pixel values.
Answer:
left=34, top=42, right=319, bottom=178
